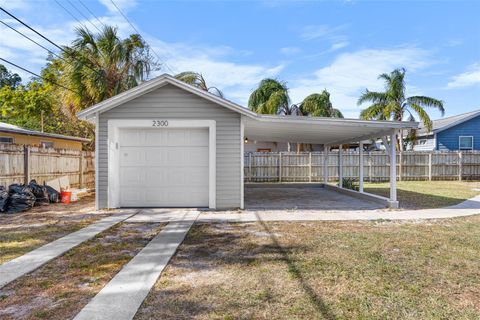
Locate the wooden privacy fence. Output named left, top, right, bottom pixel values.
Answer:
left=0, top=144, right=95, bottom=188
left=244, top=151, right=480, bottom=182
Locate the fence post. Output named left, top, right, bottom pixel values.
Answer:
left=23, top=145, right=30, bottom=184
left=309, top=152, right=312, bottom=182
left=458, top=151, right=463, bottom=181
left=368, top=151, right=372, bottom=182
left=278, top=152, right=282, bottom=183
left=428, top=153, right=432, bottom=181
left=79, top=151, right=84, bottom=188
left=398, top=152, right=402, bottom=181
left=248, top=153, right=252, bottom=182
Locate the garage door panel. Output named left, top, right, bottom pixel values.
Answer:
left=119, top=127, right=209, bottom=207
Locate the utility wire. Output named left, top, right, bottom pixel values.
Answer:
left=0, top=20, right=62, bottom=60
left=0, top=57, right=80, bottom=94
left=0, top=7, right=63, bottom=51
left=0, top=6, right=101, bottom=75
left=53, top=0, right=87, bottom=29
left=78, top=0, right=106, bottom=29
left=66, top=0, right=101, bottom=32
left=108, top=0, right=176, bottom=75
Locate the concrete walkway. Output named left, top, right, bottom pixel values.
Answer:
left=198, top=194, right=480, bottom=222
left=0, top=210, right=137, bottom=289
left=73, top=210, right=199, bottom=320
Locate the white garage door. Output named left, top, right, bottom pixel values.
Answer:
left=119, top=127, right=209, bottom=207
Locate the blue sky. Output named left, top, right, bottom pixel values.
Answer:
left=0, top=0, right=479, bottom=119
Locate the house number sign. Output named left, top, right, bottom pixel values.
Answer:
left=152, top=120, right=169, bottom=127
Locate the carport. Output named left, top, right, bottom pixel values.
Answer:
left=242, top=115, right=417, bottom=208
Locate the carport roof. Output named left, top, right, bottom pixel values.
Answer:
left=77, top=74, right=417, bottom=145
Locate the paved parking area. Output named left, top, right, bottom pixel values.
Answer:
left=245, top=184, right=384, bottom=210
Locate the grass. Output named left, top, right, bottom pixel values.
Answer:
left=0, top=195, right=111, bottom=264
left=0, top=222, right=164, bottom=320
left=364, top=180, right=480, bottom=209
left=135, top=218, right=480, bottom=320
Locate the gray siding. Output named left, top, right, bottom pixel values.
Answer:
left=97, top=84, right=241, bottom=209
left=413, top=135, right=436, bottom=151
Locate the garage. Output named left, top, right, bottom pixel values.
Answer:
left=119, top=127, right=209, bottom=207
left=77, top=74, right=416, bottom=210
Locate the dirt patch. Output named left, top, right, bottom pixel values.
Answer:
left=0, top=195, right=117, bottom=263
left=135, top=216, right=480, bottom=319
left=0, top=222, right=164, bottom=320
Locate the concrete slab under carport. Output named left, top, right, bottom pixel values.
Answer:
left=245, top=183, right=386, bottom=210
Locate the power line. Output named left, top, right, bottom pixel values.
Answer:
left=0, top=57, right=80, bottom=95
left=0, top=7, right=63, bottom=51
left=53, top=0, right=87, bottom=29
left=78, top=0, right=106, bottom=29
left=108, top=0, right=176, bottom=75
left=66, top=0, right=101, bottom=33
left=0, top=20, right=62, bottom=60
left=0, top=6, right=101, bottom=75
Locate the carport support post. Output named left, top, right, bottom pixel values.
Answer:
left=338, top=145, right=343, bottom=188
left=359, top=141, right=364, bottom=192
left=389, top=131, right=398, bottom=207
left=323, top=145, right=329, bottom=184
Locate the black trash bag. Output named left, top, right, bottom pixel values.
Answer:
left=0, top=186, right=8, bottom=213
left=6, top=184, right=36, bottom=214
left=44, top=185, right=60, bottom=203
left=28, top=180, right=49, bottom=206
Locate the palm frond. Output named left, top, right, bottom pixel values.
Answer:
left=410, top=103, right=433, bottom=132
left=407, top=96, right=444, bottom=115
left=357, top=90, right=387, bottom=105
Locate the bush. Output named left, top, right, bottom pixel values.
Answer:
left=341, top=178, right=359, bottom=191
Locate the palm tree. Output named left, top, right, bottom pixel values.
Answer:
left=358, top=68, right=444, bottom=150
left=174, top=71, right=223, bottom=97
left=60, top=26, right=155, bottom=115
left=248, top=78, right=295, bottom=115
left=298, top=91, right=343, bottom=118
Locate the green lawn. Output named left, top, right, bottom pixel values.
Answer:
left=364, top=180, right=480, bottom=209
left=136, top=217, right=480, bottom=319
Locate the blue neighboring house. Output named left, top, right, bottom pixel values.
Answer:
left=413, top=109, right=480, bottom=151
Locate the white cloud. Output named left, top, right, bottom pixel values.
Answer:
left=148, top=39, right=283, bottom=105
left=98, top=0, right=138, bottom=14
left=280, top=46, right=301, bottom=55
left=300, top=24, right=347, bottom=41
left=447, top=63, right=480, bottom=88
left=289, top=47, right=432, bottom=118
left=330, top=41, right=349, bottom=51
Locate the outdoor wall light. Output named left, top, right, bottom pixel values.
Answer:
left=244, top=137, right=248, bottom=143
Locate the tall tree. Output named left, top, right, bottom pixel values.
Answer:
left=298, top=90, right=343, bottom=118
left=358, top=68, right=444, bottom=150
left=0, top=64, right=22, bottom=89
left=174, top=71, right=223, bottom=97
left=60, top=25, right=156, bottom=116
left=248, top=78, right=295, bottom=115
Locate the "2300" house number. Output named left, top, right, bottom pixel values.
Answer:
left=152, top=120, right=168, bottom=127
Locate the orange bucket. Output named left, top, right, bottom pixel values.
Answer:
left=60, top=191, right=72, bottom=204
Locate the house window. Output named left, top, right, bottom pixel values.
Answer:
left=0, top=136, right=14, bottom=144
left=459, top=136, right=473, bottom=150
left=41, top=141, right=54, bottom=148
left=257, top=148, right=271, bottom=152
left=417, top=139, right=427, bottom=145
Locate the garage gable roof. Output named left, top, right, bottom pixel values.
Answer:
left=77, top=74, right=257, bottom=120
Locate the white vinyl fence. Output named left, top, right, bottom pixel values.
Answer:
left=0, top=144, right=95, bottom=188
left=244, top=151, right=480, bottom=182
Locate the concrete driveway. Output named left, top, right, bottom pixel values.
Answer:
left=245, top=184, right=385, bottom=210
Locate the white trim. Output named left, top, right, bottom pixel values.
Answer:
left=95, top=112, right=99, bottom=210
left=459, top=135, right=474, bottom=151
left=107, top=119, right=216, bottom=209
left=338, top=145, right=343, bottom=188
left=240, top=117, right=245, bottom=209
